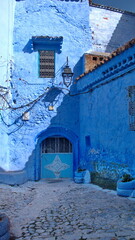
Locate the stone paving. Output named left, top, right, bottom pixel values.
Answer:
left=0, top=179, right=135, bottom=240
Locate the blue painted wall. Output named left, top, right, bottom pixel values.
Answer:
left=1, top=0, right=135, bottom=184
left=77, top=44, right=135, bottom=180
left=8, top=0, right=91, bottom=172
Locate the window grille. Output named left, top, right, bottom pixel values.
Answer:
left=128, top=86, right=135, bottom=131
left=39, top=50, right=55, bottom=78
left=42, top=137, right=72, bottom=153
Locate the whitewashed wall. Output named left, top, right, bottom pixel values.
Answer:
left=0, top=0, right=15, bottom=86
left=89, top=6, right=135, bottom=53
left=0, top=0, right=16, bottom=170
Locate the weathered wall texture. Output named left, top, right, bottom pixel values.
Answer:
left=0, top=0, right=16, bottom=170
left=77, top=44, right=135, bottom=180
left=0, top=0, right=15, bottom=86
left=6, top=0, right=91, bottom=171
left=0, top=0, right=135, bottom=182
left=89, top=6, right=135, bottom=53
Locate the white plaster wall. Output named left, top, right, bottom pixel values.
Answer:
left=0, top=0, right=16, bottom=170
left=88, top=6, right=122, bottom=52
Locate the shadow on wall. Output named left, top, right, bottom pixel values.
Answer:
left=42, top=87, right=62, bottom=106
left=106, top=13, right=135, bottom=52
left=22, top=83, right=80, bottom=181
left=73, top=55, right=84, bottom=80
left=0, top=167, right=5, bottom=172
left=50, top=85, right=79, bottom=135
left=23, top=39, right=33, bottom=53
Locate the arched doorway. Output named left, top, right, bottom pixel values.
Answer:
left=41, top=136, right=73, bottom=178
left=34, top=127, right=79, bottom=180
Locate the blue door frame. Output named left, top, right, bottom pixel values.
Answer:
left=34, top=127, right=79, bottom=180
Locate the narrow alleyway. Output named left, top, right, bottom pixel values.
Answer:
left=0, top=180, right=135, bottom=240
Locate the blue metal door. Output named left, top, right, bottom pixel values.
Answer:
left=41, top=137, right=73, bottom=178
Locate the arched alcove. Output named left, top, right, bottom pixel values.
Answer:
left=34, top=126, right=79, bottom=180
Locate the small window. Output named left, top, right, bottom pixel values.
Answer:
left=93, top=57, right=97, bottom=61
left=99, top=57, right=103, bottom=61
left=128, top=86, right=135, bottom=131
left=39, top=50, right=55, bottom=78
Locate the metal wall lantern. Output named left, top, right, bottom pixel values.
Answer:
left=62, top=57, right=73, bottom=87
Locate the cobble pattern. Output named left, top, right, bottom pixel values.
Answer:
left=0, top=180, right=135, bottom=240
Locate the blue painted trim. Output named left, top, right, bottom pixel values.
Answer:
left=77, top=47, right=135, bottom=92
left=34, top=126, right=79, bottom=180
left=38, top=51, right=40, bottom=78
left=32, top=36, right=63, bottom=45
left=32, top=37, right=63, bottom=54
left=77, top=63, right=135, bottom=93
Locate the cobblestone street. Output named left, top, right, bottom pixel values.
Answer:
left=0, top=180, right=135, bottom=240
